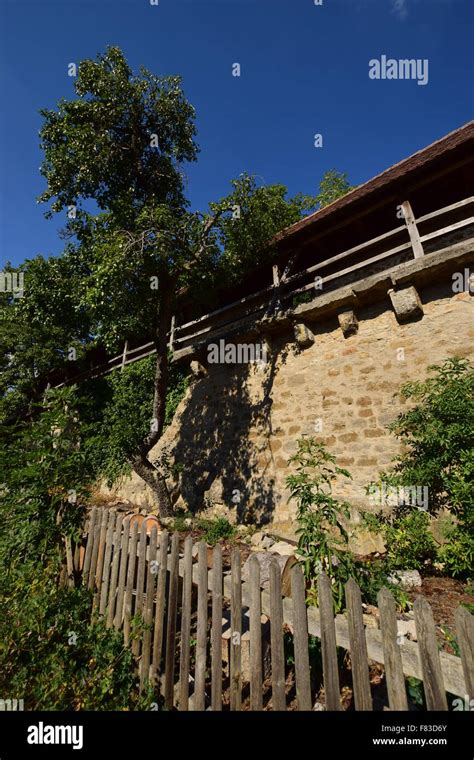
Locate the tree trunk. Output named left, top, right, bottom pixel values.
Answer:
left=131, top=454, right=173, bottom=518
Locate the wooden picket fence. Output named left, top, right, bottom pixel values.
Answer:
left=80, top=507, right=474, bottom=711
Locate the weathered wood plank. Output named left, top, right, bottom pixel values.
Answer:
left=292, top=564, right=312, bottom=711
left=401, top=199, right=425, bottom=258
left=377, top=587, right=408, bottom=711
left=269, top=558, right=286, bottom=711
left=249, top=555, right=263, bottom=711
left=92, top=509, right=111, bottom=613
left=82, top=507, right=97, bottom=587
left=179, top=536, right=193, bottom=711
left=113, top=516, right=130, bottom=630
left=230, top=548, right=242, bottom=711
left=455, top=606, right=474, bottom=701
left=132, top=522, right=149, bottom=656
left=164, top=533, right=180, bottom=710
left=140, top=526, right=158, bottom=692
left=123, top=522, right=139, bottom=646
left=194, top=541, right=208, bottom=711
left=345, top=578, right=372, bottom=711
left=99, top=511, right=117, bottom=616
left=318, top=573, right=341, bottom=710
left=150, top=530, right=169, bottom=686
left=106, top=513, right=124, bottom=628
left=211, top=543, right=223, bottom=711
left=414, top=596, right=448, bottom=710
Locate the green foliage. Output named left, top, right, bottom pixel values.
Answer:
left=0, top=572, right=150, bottom=710
left=366, top=357, right=474, bottom=580
left=196, top=517, right=236, bottom=545
left=315, top=169, right=355, bottom=209
left=287, top=438, right=408, bottom=610
left=384, top=357, right=474, bottom=525
left=365, top=511, right=437, bottom=572
left=286, top=438, right=354, bottom=611
left=438, top=527, right=474, bottom=579
left=0, top=390, right=153, bottom=709
left=84, top=355, right=188, bottom=486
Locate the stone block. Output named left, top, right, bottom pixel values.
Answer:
left=293, top=322, right=315, bottom=348
left=388, top=286, right=424, bottom=323
left=338, top=310, right=359, bottom=337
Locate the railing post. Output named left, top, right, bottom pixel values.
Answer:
left=401, top=200, right=424, bottom=259
left=121, top=340, right=128, bottom=371
left=169, top=315, right=176, bottom=351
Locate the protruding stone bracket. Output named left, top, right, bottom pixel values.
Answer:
left=388, top=285, right=424, bottom=323
left=190, top=359, right=207, bottom=378
left=338, top=310, right=359, bottom=338
left=293, top=322, right=315, bottom=349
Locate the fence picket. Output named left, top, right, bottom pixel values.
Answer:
left=345, top=578, right=372, bottom=711
left=114, top=516, right=131, bottom=630
left=179, top=536, right=193, bottom=711
left=82, top=507, right=97, bottom=587
left=211, top=544, right=223, bottom=711
left=269, top=557, right=286, bottom=711
left=249, top=555, right=263, bottom=711
left=87, top=512, right=102, bottom=592
left=318, top=572, right=341, bottom=711
left=132, top=522, right=149, bottom=657
left=455, top=606, right=474, bottom=700
left=123, top=522, right=139, bottom=647
left=151, top=530, right=169, bottom=686
left=140, top=526, right=158, bottom=691
left=377, top=587, right=408, bottom=711
left=414, top=596, right=448, bottom=710
left=292, top=564, right=312, bottom=710
left=106, top=514, right=124, bottom=628
left=230, top=548, right=242, bottom=711
left=92, top=510, right=111, bottom=614
left=99, top=511, right=117, bottom=616
left=194, top=541, right=208, bottom=710
left=164, top=533, right=179, bottom=710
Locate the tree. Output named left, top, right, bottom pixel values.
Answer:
left=315, top=169, right=354, bottom=209
left=37, top=46, right=322, bottom=516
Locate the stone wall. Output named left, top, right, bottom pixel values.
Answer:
left=102, top=245, right=473, bottom=536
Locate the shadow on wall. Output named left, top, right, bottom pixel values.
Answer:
left=167, top=339, right=291, bottom=526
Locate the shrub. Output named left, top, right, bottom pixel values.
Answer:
left=197, top=516, right=236, bottom=545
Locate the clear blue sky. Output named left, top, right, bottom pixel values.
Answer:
left=1, top=0, right=473, bottom=268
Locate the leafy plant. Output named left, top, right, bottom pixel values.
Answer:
left=286, top=438, right=355, bottom=611
left=197, top=517, right=236, bottom=545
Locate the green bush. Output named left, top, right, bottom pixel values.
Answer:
left=286, top=438, right=408, bottom=611
left=0, top=388, right=154, bottom=710
left=197, top=516, right=236, bottom=545
left=366, top=357, right=474, bottom=580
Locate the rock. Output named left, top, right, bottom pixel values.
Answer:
left=397, top=619, right=417, bottom=640
left=271, top=541, right=296, bottom=557
left=293, top=322, right=315, bottom=349
left=190, top=360, right=207, bottom=378
left=388, top=286, right=424, bottom=323
left=429, top=509, right=457, bottom=546
left=261, top=536, right=275, bottom=550
left=338, top=310, right=359, bottom=338
left=348, top=527, right=386, bottom=555
left=363, top=613, right=379, bottom=629
left=388, top=569, right=422, bottom=589
left=251, top=531, right=266, bottom=547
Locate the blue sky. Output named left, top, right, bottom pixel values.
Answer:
left=1, top=0, right=473, bottom=268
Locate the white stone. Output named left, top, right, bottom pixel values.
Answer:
left=388, top=569, right=422, bottom=589
left=271, top=541, right=296, bottom=556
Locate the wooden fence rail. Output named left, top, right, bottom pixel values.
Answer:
left=81, top=507, right=474, bottom=711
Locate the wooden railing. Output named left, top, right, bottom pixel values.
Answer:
left=79, top=507, right=473, bottom=711
left=54, top=195, right=474, bottom=386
